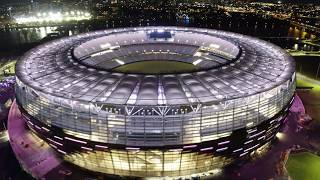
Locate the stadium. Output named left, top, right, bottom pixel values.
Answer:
left=15, top=26, right=295, bottom=177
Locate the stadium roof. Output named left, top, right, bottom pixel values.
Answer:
left=16, top=26, right=295, bottom=106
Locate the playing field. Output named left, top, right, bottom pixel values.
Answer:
left=286, top=152, right=320, bottom=180
left=113, top=60, right=198, bottom=74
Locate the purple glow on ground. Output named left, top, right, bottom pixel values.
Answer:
left=7, top=100, right=62, bottom=178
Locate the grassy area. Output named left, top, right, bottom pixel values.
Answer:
left=0, top=60, right=16, bottom=81
left=297, top=77, right=317, bottom=88
left=113, top=60, right=198, bottom=74
left=286, top=152, right=320, bottom=180
left=0, top=60, right=16, bottom=75
left=296, top=73, right=320, bottom=123
left=296, top=74, right=320, bottom=92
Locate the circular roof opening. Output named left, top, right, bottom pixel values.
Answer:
left=72, top=29, right=241, bottom=74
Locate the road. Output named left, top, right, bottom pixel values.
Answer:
left=289, top=51, right=320, bottom=57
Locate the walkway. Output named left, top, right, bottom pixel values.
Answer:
left=8, top=100, right=62, bottom=178
left=7, top=100, right=99, bottom=180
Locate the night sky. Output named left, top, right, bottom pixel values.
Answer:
left=0, top=0, right=319, bottom=5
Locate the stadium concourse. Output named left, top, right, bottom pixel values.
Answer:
left=12, top=27, right=295, bottom=178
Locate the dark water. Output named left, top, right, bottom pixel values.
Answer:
left=295, top=56, right=320, bottom=80
left=0, top=13, right=319, bottom=56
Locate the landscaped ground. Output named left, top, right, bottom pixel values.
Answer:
left=0, top=60, right=16, bottom=79
left=286, top=152, right=320, bottom=180
left=296, top=74, right=320, bottom=91
left=113, top=60, right=198, bottom=74
left=296, top=73, right=320, bottom=124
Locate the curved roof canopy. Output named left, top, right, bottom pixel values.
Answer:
left=16, top=26, right=295, bottom=106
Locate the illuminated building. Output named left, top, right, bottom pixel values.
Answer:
left=15, top=26, right=295, bottom=177
left=14, top=11, right=91, bottom=24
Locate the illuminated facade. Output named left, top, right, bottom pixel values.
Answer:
left=15, top=27, right=295, bottom=177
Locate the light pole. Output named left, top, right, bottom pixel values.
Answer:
left=316, top=61, right=320, bottom=79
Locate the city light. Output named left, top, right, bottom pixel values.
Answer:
left=14, top=11, right=91, bottom=24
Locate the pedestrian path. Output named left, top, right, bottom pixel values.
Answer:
left=7, top=100, right=62, bottom=178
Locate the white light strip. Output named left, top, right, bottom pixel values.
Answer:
left=290, top=97, right=295, bottom=105
left=57, top=149, right=67, bottom=155
left=192, top=59, right=202, bottom=65
left=54, top=136, right=63, bottom=140
left=216, top=147, right=228, bottom=152
left=200, top=147, right=213, bottom=151
left=249, top=130, right=266, bottom=139
left=258, top=136, right=266, bottom=141
left=247, top=128, right=257, bottom=134
left=81, top=146, right=93, bottom=151
left=239, top=152, right=248, bottom=157
left=183, top=145, right=197, bottom=149
left=126, top=147, right=140, bottom=150
left=233, top=148, right=243, bottom=153
left=95, top=145, right=108, bottom=149
left=269, top=119, right=275, bottom=124
left=41, top=127, right=50, bottom=132
left=65, top=137, right=87, bottom=144
left=218, top=141, right=230, bottom=146
left=27, top=121, right=34, bottom=126
left=244, top=140, right=253, bottom=144
left=49, top=143, right=57, bottom=149
left=47, top=138, right=63, bottom=146
left=115, top=59, right=125, bottom=65
left=244, top=144, right=260, bottom=152
left=90, top=49, right=113, bottom=57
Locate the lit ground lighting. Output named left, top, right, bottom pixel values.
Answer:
left=0, top=130, right=9, bottom=143
left=146, top=168, right=222, bottom=180
left=296, top=73, right=320, bottom=88
left=276, top=132, right=286, bottom=141
left=14, top=11, right=91, bottom=24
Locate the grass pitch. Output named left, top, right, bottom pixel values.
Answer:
left=113, top=60, right=198, bottom=74
left=286, top=152, right=320, bottom=180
